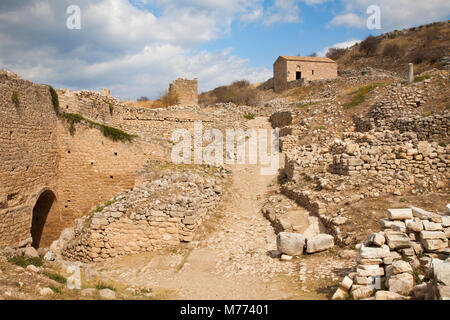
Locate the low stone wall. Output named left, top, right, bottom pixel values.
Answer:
left=329, top=131, right=449, bottom=177
left=392, top=114, right=450, bottom=140
left=333, top=206, right=450, bottom=300
left=60, top=164, right=228, bottom=262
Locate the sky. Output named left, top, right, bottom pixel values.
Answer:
left=0, top=0, right=449, bottom=100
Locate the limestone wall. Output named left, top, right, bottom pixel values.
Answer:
left=61, top=164, right=227, bottom=262
left=169, top=78, right=198, bottom=106
left=0, top=71, right=59, bottom=248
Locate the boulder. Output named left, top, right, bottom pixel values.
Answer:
left=99, top=288, right=116, bottom=300
left=39, top=287, right=54, bottom=296
left=387, top=273, right=414, bottom=296
left=364, top=233, right=385, bottom=247
left=306, top=234, right=334, bottom=253
left=276, top=232, right=306, bottom=256
left=43, top=251, right=57, bottom=261
left=340, top=276, right=353, bottom=291
left=389, top=260, right=413, bottom=276
left=80, top=288, right=97, bottom=297
left=23, top=247, right=39, bottom=259
left=406, top=218, right=423, bottom=232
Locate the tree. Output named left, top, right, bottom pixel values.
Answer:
left=360, top=35, right=380, bottom=56
left=137, top=96, right=149, bottom=102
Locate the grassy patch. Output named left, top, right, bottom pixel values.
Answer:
left=244, top=113, right=255, bottom=120
left=12, top=91, right=19, bottom=108
left=48, top=286, right=62, bottom=294
left=344, top=83, right=380, bottom=109
left=58, top=112, right=137, bottom=142
left=95, top=200, right=115, bottom=213
left=43, top=271, right=67, bottom=284
left=48, top=86, right=59, bottom=114
left=438, top=142, right=447, bottom=148
left=414, top=75, right=431, bottom=83
left=95, top=282, right=116, bottom=291
left=8, top=256, right=43, bottom=268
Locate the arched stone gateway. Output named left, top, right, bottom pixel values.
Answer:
left=31, top=190, right=58, bottom=249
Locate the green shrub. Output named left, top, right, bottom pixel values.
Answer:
left=58, top=112, right=137, bottom=142
left=43, top=271, right=67, bottom=284
left=8, top=255, right=43, bottom=268
left=12, top=91, right=19, bottom=108
left=414, top=75, right=431, bottom=83
left=344, top=83, right=380, bottom=109
left=439, top=142, right=447, bottom=148
left=48, top=86, right=59, bottom=114
left=326, top=48, right=347, bottom=61
left=244, top=114, right=255, bottom=120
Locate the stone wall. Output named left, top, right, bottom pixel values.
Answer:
left=169, top=78, right=198, bottom=106
left=61, top=163, right=227, bottom=262
left=329, top=131, right=449, bottom=177
left=0, top=71, right=59, bottom=248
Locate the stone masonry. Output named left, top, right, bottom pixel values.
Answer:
left=169, top=78, right=199, bottom=106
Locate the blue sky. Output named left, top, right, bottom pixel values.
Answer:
left=0, top=0, right=449, bottom=100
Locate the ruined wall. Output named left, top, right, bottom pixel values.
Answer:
left=62, top=164, right=226, bottom=262
left=0, top=71, right=59, bottom=248
left=56, top=121, right=151, bottom=237
left=169, top=78, right=198, bottom=106
left=329, top=131, right=450, bottom=177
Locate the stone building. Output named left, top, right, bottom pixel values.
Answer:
left=273, top=56, right=338, bottom=93
left=168, top=78, right=198, bottom=105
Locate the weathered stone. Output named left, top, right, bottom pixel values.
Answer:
left=420, top=230, right=446, bottom=240
left=306, top=234, right=334, bottom=253
left=390, top=260, right=413, bottom=275
left=421, top=239, right=447, bottom=251
left=26, top=264, right=40, bottom=272
left=375, top=291, right=408, bottom=300
left=387, top=273, right=414, bottom=296
left=331, top=287, right=347, bottom=300
left=406, top=218, right=423, bottom=232
left=423, top=220, right=443, bottom=231
left=380, top=219, right=406, bottom=232
left=359, top=245, right=390, bottom=259
left=364, top=233, right=385, bottom=247
left=357, top=265, right=385, bottom=277
left=388, top=208, right=413, bottom=220
left=99, top=288, right=116, bottom=299
left=351, top=286, right=375, bottom=300
left=23, top=247, right=39, bottom=258
left=443, top=216, right=450, bottom=228
left=385, top=231, right=411, bottom=250
left=277, top=232, right=306, bottom=256
left=43, top=251, right=57, bottom=261
left=340, top=276, right=353, bottom=291
left=39, top=287, right=54, bottom=296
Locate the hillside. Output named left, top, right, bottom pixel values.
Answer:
left=333, top=20, right=450, bottom=77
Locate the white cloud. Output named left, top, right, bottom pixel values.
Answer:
left=316, top=39, right=361, bottom=57
left=263, top=0, right=302, bottom=26
left=328, top=13, right=366, bottom=28
left=328, top=0, right=450, bottom=30
left=0, top=0, right=271, bottom=99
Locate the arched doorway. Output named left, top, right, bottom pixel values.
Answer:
left=31, top=190, right=57, bottom=249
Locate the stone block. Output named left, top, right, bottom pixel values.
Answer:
left=306, top=234, right=334, bottom=253
left=277, top=232, right=306, bottom=256
left=388, top=208, right=412, bottom=220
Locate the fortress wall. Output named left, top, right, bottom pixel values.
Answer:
left=0, top=72, right=59, bottom=248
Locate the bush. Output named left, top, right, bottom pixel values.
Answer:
left=208, top=80, right=258, bottom=106
left=326, top=48, right=347, bottom=61
left=383, top=43, right=402, bottom=57
left=244, top=114, right=255, bottom=120
left=137, top=96, right=150, bottom=102
left=359, top=35, right=380, bottom=56
left=11, top=91, right=19, bottom=108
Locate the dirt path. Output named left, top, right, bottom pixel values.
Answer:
left=93, top=117, right=345, bottom=300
